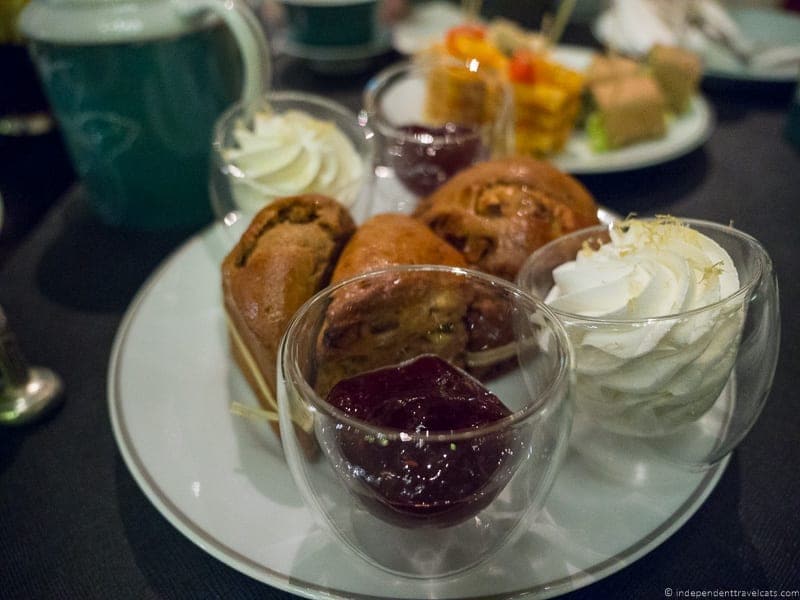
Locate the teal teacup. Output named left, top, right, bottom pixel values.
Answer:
left=282, top=0, right=379, bottom=47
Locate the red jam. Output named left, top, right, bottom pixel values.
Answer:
left=323, top=354, right=521, bottom=528
left=389, top=123, right=486, bottom=197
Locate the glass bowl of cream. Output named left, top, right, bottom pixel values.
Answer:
left=210, top=90, right=374, bottom=239
left=517, top=217, right=780, bottom=468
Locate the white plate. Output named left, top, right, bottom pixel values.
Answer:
left=594, top=7, right=800, bottom=83
left=372, top=45, right=713, bottom=175
left=549, top=46, right=713, bottom=174
left=541, top=46, right=713, bottom=174
left=552, top=95, right=713, bottom=175
left=109, top=222, right=728, bottom=600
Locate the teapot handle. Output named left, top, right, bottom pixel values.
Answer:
left=174, top=0, right=270, bottom=107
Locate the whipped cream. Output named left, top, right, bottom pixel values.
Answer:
left=222, top=109, right=364, bottom=213
left=546, top=217, right=745, bottom=436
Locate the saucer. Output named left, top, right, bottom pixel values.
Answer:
left=276, top=28, right=393, bottom=74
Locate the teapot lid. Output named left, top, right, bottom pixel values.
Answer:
left=18, top=0, right=216, bottom=44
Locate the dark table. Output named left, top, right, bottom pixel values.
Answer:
left=2, top=33, right=799, bottom=599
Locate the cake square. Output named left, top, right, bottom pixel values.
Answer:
left=648, top=44, right=702, bottom=113
left=586, top=53, right=641, bottom=85
left=591, top=74, right=667, bottom=147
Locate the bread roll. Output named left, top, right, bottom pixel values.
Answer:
left=415, top=156, right=599, bottom=280
left=331, top=213, right=467, bottom=284
left=221, top=194, right=356, bottom=443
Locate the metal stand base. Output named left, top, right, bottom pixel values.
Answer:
left=0, top=367, right=64, bottom=426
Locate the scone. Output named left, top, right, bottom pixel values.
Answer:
left=319, top=214, right=470, bottom=396
left=315, top=268, right=473, bottom=399
left=331, top=212, right=467, bottom=283
left=221, top=194, right=356, bottom=443
left=414, top=156, right=599, bottom=280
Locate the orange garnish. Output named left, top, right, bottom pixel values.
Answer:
left=509, top=49, right=537, bottom=83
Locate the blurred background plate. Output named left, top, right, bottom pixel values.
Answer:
left=372, top=44, right=714, bottom=175
left=391, top=0, right=472, bottom=55
left=594, top=6, right=800, bottom=83
left=699, top=7, right=800, bottom=82
left=551, top=93, right=714, bottom=175
left=546, top=46, right=713, bottom=174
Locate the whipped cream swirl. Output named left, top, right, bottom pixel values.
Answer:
left=546, top=217, right=746, bottom=436
left=222, top=109, right=364, bottom=213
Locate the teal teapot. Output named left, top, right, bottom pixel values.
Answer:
left=19, top=0, right=270, bottom=230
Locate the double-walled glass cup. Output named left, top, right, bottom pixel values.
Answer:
left=278, top=265, right=572, bottom=578
left=362, top=56, right=513, bottom=214
left=210, top=90, right=374, bottom=242
left=517, top=219, right=780, bottom=469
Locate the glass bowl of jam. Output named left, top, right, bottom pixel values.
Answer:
left=362, top=56, right=513, bottom=214
left=277, top=265, right=573, bottom=578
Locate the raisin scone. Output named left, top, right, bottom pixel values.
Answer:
left=331, top=212, right=467, bottom=283
left=221, top=194, right=356, bottom=443
left=414, top=156, right=599, bottom=280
